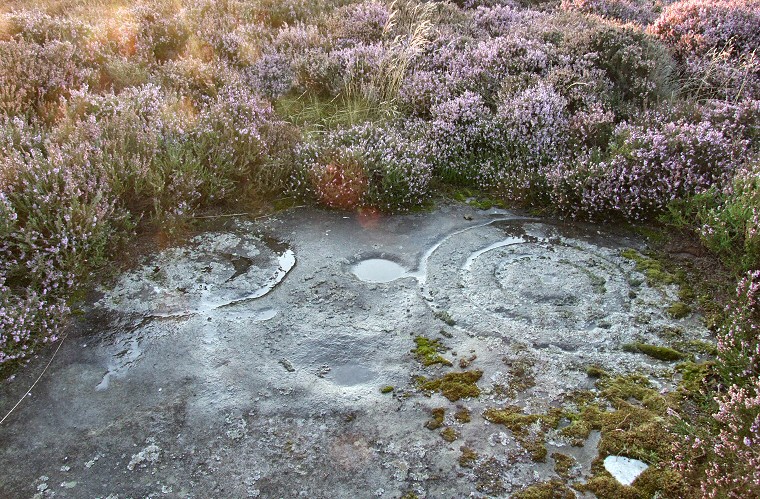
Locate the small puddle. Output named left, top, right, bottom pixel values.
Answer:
left=329, top=364, right=376, bottom=386
left=351, top=259, right=408, bottom=283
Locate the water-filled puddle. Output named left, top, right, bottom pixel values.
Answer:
left=329, top=364, right=376, bottom=386
left=351, top=259, right=408, bottom=283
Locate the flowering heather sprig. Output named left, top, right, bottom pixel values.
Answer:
left=579, top=118, right=745, bottom=219
left=132, top=1, right=190, bottom=62
left=4, top=9, right=92, bottom=45
left=0, top=39, right=94, bottom=119
left=650, top=0, right=760, bottom=59
left=562, top=0, right=662, bottom=25
left=295, top=122, right=433, bottom=210
left=427, top=91, right=500, bottom=184
left=330, top=1, right=391, bottom=45
left=674, top=271, right=760, bottom=498
left=246, top=51, right=297, bottom=99
left=472, top=4, right=548, bottom=37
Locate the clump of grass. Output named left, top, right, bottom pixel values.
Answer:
left=380, top=385, right=394, bottom=394
left=418, top=370, right=482, bottom=401
left=623, top=342, right=686, bottom=361
left=412, top=336, right=453, bottom=367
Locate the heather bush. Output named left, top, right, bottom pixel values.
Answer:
left=101, top=56, right=151, bottom=92
left=4, top=9, right=92, bottom=45
left=271, top=22, right=328, bottom=56
left=561, top=0, right=662, bottom=25
left=697, top=162, right=760, bottom=273
left=60, top=85, right=187, bottom=217
left=472, top=4, right=549, bottom=37
left=246, top=51, right=297, bottom=99
left=156, top=58, right=227, bottom=101
left=0, top=269, right=69, bottom=365
left=194, top=84, right=293, bottom=197
left=0, top=39, right=94, bottom=120
left=651, top=0, right=760, bottom=59
left=250, top=0, right=331, bottom=28
left=330, top=1, right=391, bottom=44
left=398, top=69, right=451, bottom=117
left=426, top=91, right=501, bottom=185
left=497, top=82, right=570, bottom=166
left=674, top=270, right=760, bottom=498
left=579, top=117, right=744, bottom=219
left=185, top=0, right=247, bottom=61
left=133, top=1, right=190, bottom=62
left=296, top=122, right=433, bottom=210
left=0, top=115, right=127, bottom=364
left=451, top=35, right=555, bottom=103
left=567, top=21, right=678, bottom=109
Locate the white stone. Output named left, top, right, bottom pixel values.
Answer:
left=603, top=455, right=649, bottom=486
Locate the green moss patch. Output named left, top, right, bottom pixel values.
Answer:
left=418, top=370, right=482, bottom=401
left=667, top=301, right=691, bottom=319
left=424, top=407, right=446, bottom=430
left=623, top=342, right=686, bottom=361
left=483, top=406, right=562, bottom=461
left=512, top=480, right=577, bottom=499
left=621, top=249, right=677, bottom=286
left=586, top=365, right=608, bottom=378
left=441, top=427, right=458, bottom=442
left=412, top=336, right=453, bottom=367
left=574, top=475, right=640, bottom=499
left=459, top=446, right=478, bottom=467
left=676, top=361, right=717, bottom=394
left=380, top=385, right=394, bottom=394
left=561, top=376, right=673, bottom=464
left=552, top=452, right=576, bottom=480
left=433, top=310, right=456, bottom=326
left=454, top=408, right=471, bottom=423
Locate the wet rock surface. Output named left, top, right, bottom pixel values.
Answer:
left=0, top=204, right=711, bottom=498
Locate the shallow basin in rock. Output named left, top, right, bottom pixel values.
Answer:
left=0, top=204, right=712, bottom=498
